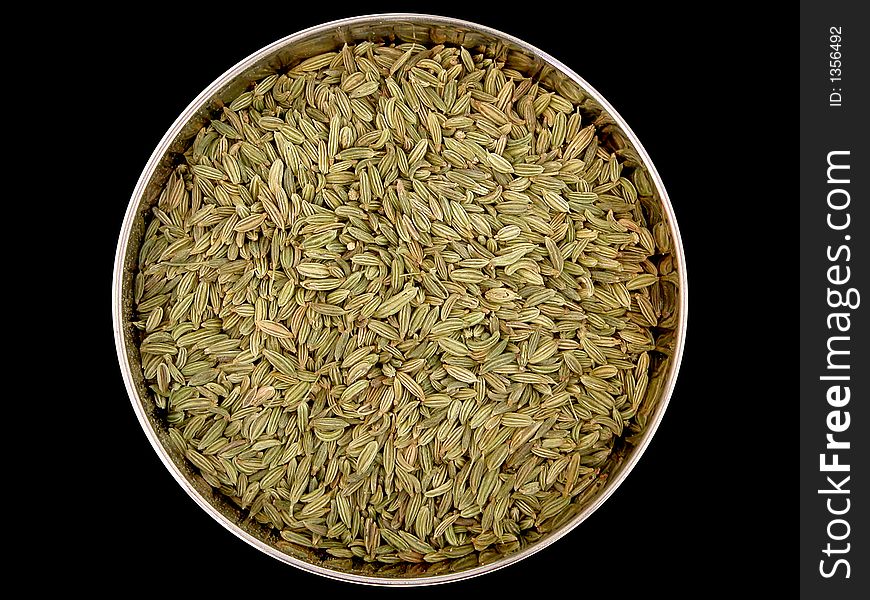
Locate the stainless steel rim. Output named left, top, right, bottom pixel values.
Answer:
left=113, top=12, right=688, bottom=586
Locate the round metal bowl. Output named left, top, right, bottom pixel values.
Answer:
left=113, top=13, right=687, bottom=586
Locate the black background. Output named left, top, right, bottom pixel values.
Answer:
left=76, top=3, right=791, bottom=595
left=799, top=3, right=868, bottom=599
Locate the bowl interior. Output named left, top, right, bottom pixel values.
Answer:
left=115, top=14, right=684, bottom=585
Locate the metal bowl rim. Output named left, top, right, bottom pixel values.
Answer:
left=112, top=12, right=688, bottom=587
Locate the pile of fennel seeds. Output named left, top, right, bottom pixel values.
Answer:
left=132, top=39, right=679, bottom=572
